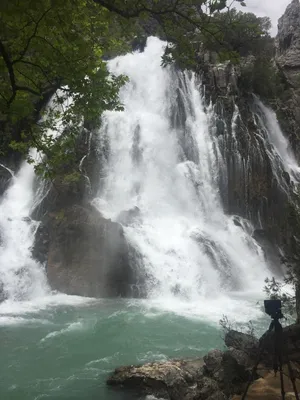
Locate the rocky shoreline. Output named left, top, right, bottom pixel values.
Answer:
left=107, top=325, right=300, bottom=400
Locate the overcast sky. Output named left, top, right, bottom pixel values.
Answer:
left=236, top=0, right=292, bottom=36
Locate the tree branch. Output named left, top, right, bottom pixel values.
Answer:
left=15, top=59, right=54, bottom=86
left=12, top=7, right=52, bottom=65
left=0, top=39, right=42, bottom=105
left=93, top=0, right=179, bottom=18
left=0, top=39, right=18, bottom=105
left=15, top=85, right=41, bottom=96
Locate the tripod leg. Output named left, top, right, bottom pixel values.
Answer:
left=274, top=319, right=286, bottom=399
left=278, top=354, right=286, bottom=400
left=285, top=354, right=300, bottom=400
left=241, top=340, right=268, bottom=400
left=277, top=320, right=299, bottom=400
left=241, top=322, right=274, bottom=400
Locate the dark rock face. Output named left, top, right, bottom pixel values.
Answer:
left=225, top=330, right=259, bottom=355
left=276, top=0, right=300, bottom=86
left=33, top=204, right=136, bottom=297
left=0, top=164, right=13, bottom=196
left=108, top=359, right=205, bottom=400
left=296, top=284, right=300, bottom=323
left=275, top=0, right=300, bottom=159
left=116, top=207, right=141, bottom=227
left=0, top=280, right=7, bottom=303
left=203, top=350, right=223, bottom=374
left=199, top=39, right=296, bottom=266
left=31, top=125, right=140, bottom=298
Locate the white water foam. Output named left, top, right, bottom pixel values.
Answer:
left=255, top=98, right=300, bottom=184
left=94, top=37, right=270, bottom=319
left=0, top=149, right=90, bottom=313
left=0, top=37, right=292, bottom=325
left=0, top=152, right=50, bottom=302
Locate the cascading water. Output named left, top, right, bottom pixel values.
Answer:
left=0, top=151, right=50, bottom=303
left=93, top=37, right=270, bottom=316
left=254, top=98, right=300, bottom=185
left=1, top=36, right=297, bottom=400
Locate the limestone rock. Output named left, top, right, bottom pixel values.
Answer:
left=0, top=164, right=13, bottom=196
left=116, top=206, right=141, bottom=227
left=275, top=0, right=300, bottom=162
left=225, top=330, right=259, bottom=356
left=33, top=204, right=136, bottom=298
left=203, top=350, right=223, bottom=374
left=276, top=0, right=300, bottom=86
left=107, top=359, right=205, bottom=400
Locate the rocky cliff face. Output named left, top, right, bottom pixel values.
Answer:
left=31, top=127, right=142, bottom=298
left=195, top=61, right=292, bottom=269
left=33, top=204, right=135, bottom=297
left=191, top=0, right=300, bottom=268
left=275, top=0, right=300, bottom=159
left=30, top=0, right=300, bottom=301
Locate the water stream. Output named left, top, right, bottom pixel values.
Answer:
left=0, top=37, right=297, bottom=400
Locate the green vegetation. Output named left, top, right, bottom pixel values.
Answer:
left=0, top=0, right=272, bottom=177
left=0, top=0, right=131, bottom=177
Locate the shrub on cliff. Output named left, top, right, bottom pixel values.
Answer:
left=202, top=8, right=272, bottom=61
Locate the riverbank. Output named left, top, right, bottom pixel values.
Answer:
left=107, top=324, right=300, bottom=400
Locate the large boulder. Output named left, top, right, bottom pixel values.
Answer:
left=276, top=0, right=300, bottom=86
left=225, top=330, right=259, bottom=356
left=107, top=359, right=205, bottom=400
left=33, top=204, right=136, bottom=297
left=203, top=350, right=223, bottom=375
left=275, top=0, right=300, bottom=161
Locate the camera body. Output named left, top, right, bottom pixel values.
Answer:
left=264, top=299, right=284, bottom=320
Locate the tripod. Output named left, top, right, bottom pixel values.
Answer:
left=241, top=314, right=299, bottom=400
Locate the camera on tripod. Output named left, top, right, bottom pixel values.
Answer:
left=242, top=299, right=299, bottom=400
left=264, top=299, right=284, bottom=320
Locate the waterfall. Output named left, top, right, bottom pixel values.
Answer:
left=1, top=37, right=297, bottom=320
left=0, top=151, right=50, bottom=302
left=93, top=37, right=270, bottom=313
left=254, top=98, right=300, bottom=186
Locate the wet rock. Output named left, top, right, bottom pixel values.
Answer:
left=108, top=359, right=204, bottom=400
left=203, top=350, right=223, bottom=374
left=33, top=204, right=138, bottom=298
left=220, top=350, right=252, bottom=395
left=232, top=216, right=243, bottom=228
left=117, top=206, right=141, bottom=227
left=0, top=280, right=7, bottom=303
left=131, top=36, right=147, bottom=52
left=252, top=229, right=282, bottom=274
left=225, top=330, right=259, bottom=356
left=0, top=164, right=13, bottom=196
left=207, top=391, right=227, bottom=400
left=197, top=377, right=220, bottom=399
left=296, top=285, right=300, bottom=324
left=31, top=222, right=50, bottom=264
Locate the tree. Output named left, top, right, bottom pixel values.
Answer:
left=204, top=9, right=271, bottom=57
left=0, top=0, right=248, bottom=176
